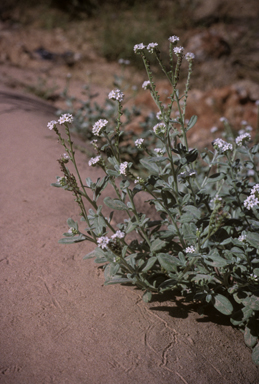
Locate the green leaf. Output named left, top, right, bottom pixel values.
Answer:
left=140, top=158, right=160, bottom=175
left=58, top=234, right=86, bottom=244
left=204, top=250, right=229, bottom=268
left=104, top=263, right=120, bottom=282
left=187, top=115, right=197, bottom=130
left=183, top=205, right=201, bottom=220
left=244, top=325, right=258, bottom=348
left=142, top=291, right=152, bottom=303
left=246, top=232, right=259, bottom=248
left=157, top=253, right=181, bottom=272
left=161, top=190, right=176, bottom=208
left=213, top=294, right=233, bottom=315
left=150, top=239, right=167, bottom=253
left=141, top=257, right=157, bottom=273
left=67, top=218, right=78, bottom=230
left=105, top=277, right=131, bottom=285
left=83, top=250, right=95, bottom=259
left=207, top=173, right=225, bottom=183
left=104, top=197, right=128, bottom=210
left=231, top=307, right=253, bottom=326
left=106, top=169, right=120, bottom=177
left=252, top=342, right=259, bottom=365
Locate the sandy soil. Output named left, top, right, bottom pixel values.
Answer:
left=1, top=84, right=259, bottom=384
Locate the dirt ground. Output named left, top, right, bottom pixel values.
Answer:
left=1, top=3, right=259, bottom=383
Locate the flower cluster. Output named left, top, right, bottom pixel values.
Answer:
left=119, top=162, right=129, bottom=175
left=185, top=246, right=195, bottom=253
left=118, top=58, right=130, bottom=65
left=185, top=52, right=195, bottom=61
left=133, top=43, right=146, bottom=53
left=108, top=89, right=124, bottom=103
left=173, top=46, right=184, bottom=55
left=156, top=111, right=162, bottom=120
left=147, top=42, right=158, bottom=53
left=134, top=176, right=144, bottom=184
left=111, top=230, right=125, bottom=240
left=135, top=138, right=144, bottom=148
left=88, top=155, right=101, bottom=167
left=210, top=195, right=223, bottom=208
left=47, top=120, right=57, bottom=130
left=153, top=122, right=166, bottom=135
left=238, top=234, right=246, bottom=242
left=235, top=132, right=251, bottom=146
left=168, top=35, right=179, bottom=43
left=142, top=80, right=151, bottom=90
left=212, top=138, right=233, bottom=153
left=154, top=148, right=165, bottom=156
left=68, top=227, right=78, bottom=235
left=57, top=176, right=67, bottom=186
left=63, top=153, right=70, bottom=160
left=92, top=119, right=108, bottom=136
left=58, top=114, right=73, bottom=124
left=97, top=236, right=110, bottom=249
left=244, top=184, right=259, bottom=210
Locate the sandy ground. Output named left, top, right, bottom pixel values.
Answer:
left=1, top=84, right=259, bottom=384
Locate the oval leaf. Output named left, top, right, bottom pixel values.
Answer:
left=104, top=197, right=128, bottom=210
left=252, top=342, right=259, bottom=365
left=213, top=294, right=233, bottom=315
left=244, top=326, right=258, bottom=348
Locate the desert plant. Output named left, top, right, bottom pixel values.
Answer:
left=49, top=36, right=259, bottom=365
left=58, top=70, right=158, bottom=170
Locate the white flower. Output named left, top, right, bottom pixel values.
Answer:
left=118, top=58, right=130, bottom=65
left=153, top=122, right=166, bottom=135
left=92, top=119, right=108, bottom=136
left=185, top=246, right=195, bottom=253
left=147, top=42, right=158, bottom=53
left=255, top=100, right=259, bottom=106
left=235, top=132, right=251, bottom=146
left=68, top=227, right=78, bottom=235
left=108, top=89, right=124, bottom=102
left=119, top=161, right=129, bottom=175
left=238, top=234, right=246, bottom=242
left=244, top=194, right=259, bottom=210
left=97, top=236, right=110, bottom=249
left=111, top=230, right=125, bottom=240
left=251, top=184, right=259, bottom=195
left=210, top=126, right=218, bottom=133
left=142, top=80, right=151, bottom=90
left=62, top=153, right=70, bottom=160
left=212, top=138, right=233, bottom=153
left=156, top=111, right=162, bottom=120
left=57, top=176, right=67, bottom=186
left=210, top=195, right=222, bottom=206
left=134, top=176, right=144, bottom=184
left=185, top=52, right=195, bottom=61
left=133, top=43, right=146, bottom=53
left=88, top=155, right=101, bottom=166
left=246, top=125, right=253, bottom=132
left=135, top=138, right=144, bottom=148
left=241, top=120, right=247, bottom=125
left=154, top=148, right=164, bottom=156
left=219, top=117, right=228, bottom=123
left=173, top=46, right=184, bottom=55
left=47, top=120, right=57, bottom=130
left=168, top=35, right=179, bottom=43
left=238, top=129, right=245, bottom=135
left=247, top=169, right=255, bottom=176
left=58, top=114, right=73, bottom=124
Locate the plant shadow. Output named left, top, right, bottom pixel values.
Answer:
left=148, top=291, right=231, bottom=326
